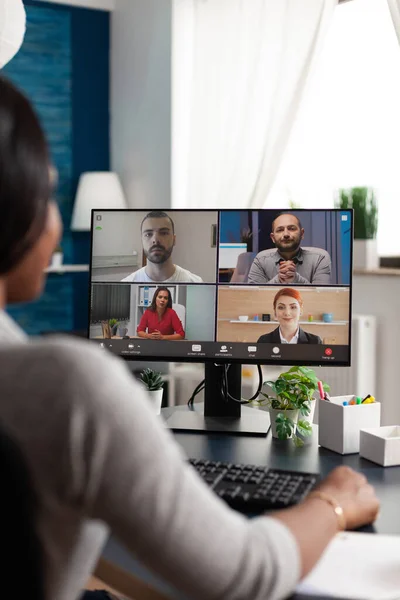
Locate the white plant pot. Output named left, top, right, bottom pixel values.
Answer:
left=147, top=389, right=164, bottom=415
left=267, top=407, right=299, bottom=439
left=353, top=239, right=379, bottom=270
left=301, top=399, right=316, bottom=425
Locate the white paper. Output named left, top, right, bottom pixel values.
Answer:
left=296, top=532, right=400, bottom=599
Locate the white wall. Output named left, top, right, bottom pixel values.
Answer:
left=186, top=286, right=216, bottom=341
left=111, top=0, right=172, bottom=208
left=168, top=211, right=218, bottom=282
left=36, top=0, right=115, bottom=9
left=92, top=211, right=142, bottom=256
left=353, top=273, right=400, bottom=426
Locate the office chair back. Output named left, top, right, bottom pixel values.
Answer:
left=0, top=424, right=45, bottom=600
left=230, top=252, right=256, bottom=283
left=172, top=303, right=186, bottom=330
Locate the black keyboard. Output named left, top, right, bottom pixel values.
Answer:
left=189, top=458, right=319, bottom=514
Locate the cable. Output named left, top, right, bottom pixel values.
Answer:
left=187, top=379, right=205, bottom=408
left=187, top=363, right=263, bottom=407
left=222, top=364, right=263, bottom=404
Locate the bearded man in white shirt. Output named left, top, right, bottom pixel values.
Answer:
left=121, top=211, right=203, bottom=283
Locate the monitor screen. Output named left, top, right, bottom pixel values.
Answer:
left=88, top=208, right=352, bottom=368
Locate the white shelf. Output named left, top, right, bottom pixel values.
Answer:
left=45, top=264, right=89, bottom=273
left=228, top=319, right=348, bottom=325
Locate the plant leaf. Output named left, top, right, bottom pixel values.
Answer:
left=276, top=414, right=294, bottom=440
left=297, top=420, right=312, bottom=437
left=293, top=435, right=304, bottom=448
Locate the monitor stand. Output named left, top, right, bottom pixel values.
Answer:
left=164, top=363, right=270, bottom=436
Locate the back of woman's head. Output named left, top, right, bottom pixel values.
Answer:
left=273, top=287, right=303, bottom=310
left=0, top=76, right=50, bottom=274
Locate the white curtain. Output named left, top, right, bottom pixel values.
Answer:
left=172, top=0, right=337, bottom=209
left=0, top=0, right=26, bottom=69
left=387, top=0, right=400, bottom=43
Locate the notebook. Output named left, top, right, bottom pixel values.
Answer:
left=296, top=531, right=400, bottom=600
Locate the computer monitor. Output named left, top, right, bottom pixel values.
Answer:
left=88, top=208, right=353, bottom=435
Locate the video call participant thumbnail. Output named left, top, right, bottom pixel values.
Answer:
left=248, top=213, right=331, bottom=285
left=121, top=211, right=203, bottom=283
left=257, top=288, right=322, bottom=344
left=137, top=287, right=185, bottom=340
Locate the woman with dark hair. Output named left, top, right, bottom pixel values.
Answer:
left=257, top=287, right=322, bottom=344
left=0, top=75, right=379, bottom=600
left=137, top=287, right=185, bottom=340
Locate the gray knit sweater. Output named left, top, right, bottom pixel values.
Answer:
left=0, top=310, right=300, bottom=600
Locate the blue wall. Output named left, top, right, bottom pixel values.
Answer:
left=4, top=0, right=109, bottom=334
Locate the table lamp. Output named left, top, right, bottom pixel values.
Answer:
left=71, top=172, right=127, bottom=231
left=0, top=0, right=26, bottom=68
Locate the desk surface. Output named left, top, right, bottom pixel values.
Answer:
left=163, top=404, right=399, bottom=536
left=104, top=404, right=400, bottom=600
left=162, top=404, right=400, bottom=600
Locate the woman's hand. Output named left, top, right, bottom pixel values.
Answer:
left=149, top=330, right=162, bottom=340
left=272, top=465, right=380, bottom=578
left=315, top=465, right=380, bottom=530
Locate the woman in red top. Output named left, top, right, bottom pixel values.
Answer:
left=137, top=287, right=185, bottom=340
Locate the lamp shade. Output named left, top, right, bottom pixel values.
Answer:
left=71, top=172, right=127, bottom=231
left=0, top=0, right=26, bottom=69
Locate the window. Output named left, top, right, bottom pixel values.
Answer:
left=267, top=0, right=400, bottom=256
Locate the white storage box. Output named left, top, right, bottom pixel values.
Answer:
left=318, top=396, right=381, bottom=455
left=360, top=426, right=400, bottom=467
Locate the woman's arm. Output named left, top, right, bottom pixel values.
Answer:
left=30, top=341, right=377, bottom=600
left=273, top=466, right=379, bottom=577
left=137, top=331, right=150, bottom=339
left=137, top=310, right=150, bottom=338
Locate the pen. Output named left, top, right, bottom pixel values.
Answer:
left=318, top=381, right=325, bottom=400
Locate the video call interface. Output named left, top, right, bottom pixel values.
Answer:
left=89, top=209, right=353, bottom=366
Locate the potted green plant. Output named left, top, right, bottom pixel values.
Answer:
left=336, top=187, right=378, bottom=270
left=139, top=368, right=165, bottom=415
left=108, top=318, right=119, bottom=336
left=255, top=366, right=330, bottom=447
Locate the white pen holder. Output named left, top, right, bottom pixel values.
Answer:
left=318, top=395, right=381, bottom=455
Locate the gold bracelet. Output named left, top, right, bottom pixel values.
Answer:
left=308, top=490, right=346, bottom=531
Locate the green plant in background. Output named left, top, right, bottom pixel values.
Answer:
left=139, top=367, right=165, bottom=391
left=336, top=187, right=378, bottom=239
left=257, top=366, right=330, bottom=447
left=108, top=318, right=119, bottom=336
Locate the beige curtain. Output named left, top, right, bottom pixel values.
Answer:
left=172, top=0, right=338, bottom=209
left=387, top=0, right=400, bottom=43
